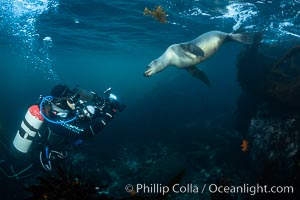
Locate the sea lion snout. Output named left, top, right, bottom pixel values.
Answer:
left=144, top=58, right=166, bottom=77
left=144, top=66, right=153, bottom=77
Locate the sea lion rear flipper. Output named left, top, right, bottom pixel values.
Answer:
left=186, top=66, right=210, bottom=87
left=179, top=43, right=204, bottom=57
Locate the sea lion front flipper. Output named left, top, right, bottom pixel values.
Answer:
left=186, top=66, right=210, bottom=87
left=179, top=43, right=204, bottom=57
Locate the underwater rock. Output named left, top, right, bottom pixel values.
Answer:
left=25, top=165, right=111, bottom=200
left=250, top=112, right=299, bottom=162
left=247, top=104, right=300, bottom=185
left=237, top=42, right=300, bottom=108
left=266, top=45, right=300, bottom=108
left=236, top=32, right=270, bottom=96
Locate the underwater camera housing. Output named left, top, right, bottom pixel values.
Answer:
left=104, top=87, right=126, bottom=112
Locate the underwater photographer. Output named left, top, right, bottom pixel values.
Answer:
left=0, top=84, right=125, bottom=179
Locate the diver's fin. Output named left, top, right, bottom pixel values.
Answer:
left=179, top=43, right=204, bottom=57
left=186, top=66, right=210, bottom=87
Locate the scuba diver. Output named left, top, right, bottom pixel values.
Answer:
left=0, top=84, right=125, bottom=179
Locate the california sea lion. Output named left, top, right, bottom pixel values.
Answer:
left=144, top=30, right=257, bottom=86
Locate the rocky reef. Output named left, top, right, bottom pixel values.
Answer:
left=236, top=40, right=300, bottom=197
left=237, top=42, right=300, bottom=108
left=249, top=105, right=299, bottom=182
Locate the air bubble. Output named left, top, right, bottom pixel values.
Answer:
left=1, top=0, right=59, bottom=80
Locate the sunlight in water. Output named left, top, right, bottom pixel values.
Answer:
left=0, top=0, right=59, bottom=80
left=214, top=2, right=258, bottom=31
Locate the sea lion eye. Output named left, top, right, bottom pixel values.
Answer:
left=150, top=60, right=157, bottom=65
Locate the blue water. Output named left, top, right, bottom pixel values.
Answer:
left=0, top=0, right=300, bottom=199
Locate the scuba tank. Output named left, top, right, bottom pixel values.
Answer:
left=12, top=105, right=44, bottom=153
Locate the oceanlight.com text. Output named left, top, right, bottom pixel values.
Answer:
left=208, top=183, right=294, bottom=196
left=124, top=183, right=294, bottom=196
